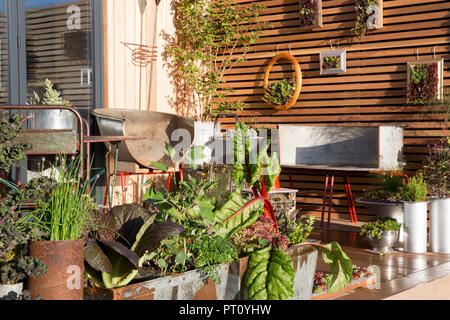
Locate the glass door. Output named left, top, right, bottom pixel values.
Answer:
left=0, top=0, right=9, bottom=105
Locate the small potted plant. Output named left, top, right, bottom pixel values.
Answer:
left=352, top=0, right=383, bottom=38
left=423, top=136, right=450, bottom=253
left=400, top=173, right=428, bottom=253
left=406, top=59, right=444, bottom=105
left=319, top=50, right=346, bottom=75
left=360, top=217, right=401, bottom=252
left=18, top=155, right=99, bottom=300
left=299, top=0, right=323, bottom=29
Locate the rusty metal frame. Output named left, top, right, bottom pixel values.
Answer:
left=0, top=105, right=85, bottom=178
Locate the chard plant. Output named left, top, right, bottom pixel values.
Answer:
left=167, top=0, right=269, bottom=120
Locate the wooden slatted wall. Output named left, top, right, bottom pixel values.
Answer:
left=219, top=0, right=450, bottom=222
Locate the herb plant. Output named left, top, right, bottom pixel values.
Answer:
left=423, top=137, right=450, bottom=198
left=407, top=63, right=439, bottom=105
left=363, top=172, right=405, bottom=202
left=0, top=111, right=31, bottom=174
left=262, top=79, right=296, bottom=107
left=360, top=217, right=401, bottom=240
left=167, top=0, right=269, bottom=120
left=288, top=215, right=316, bottom=245
left=400, top=173, right=428, bottom=203
left=28, top=78, right=72, bottom=106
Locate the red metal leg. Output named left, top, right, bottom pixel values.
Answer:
left=321, top=174, right=329, bottom=228
left=343, top=175, right=355, bottom=223
left=343, top=174, right=358, bottom=223
left=327, top=174, right=335, bottom=229
left=166, top=173, right=172, bottom=191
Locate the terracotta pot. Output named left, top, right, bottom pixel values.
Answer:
left=28, top=238, right=85, bottom=300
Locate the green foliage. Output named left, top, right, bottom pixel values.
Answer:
left=0, top=256, right=47, bottom=285
left=189, top=235, right=238, bottom=283
left=363, top=172, right=405, bottom=202
left=288, top=215, right=315, bottom=245
left=29, top=78, right=72, bottom=106
left=262, top=79, right=296, bottom=106
left=19, top=156, right=98, bottom=241
left=246, top=245, right=295, bottom=300
left=0, top=111, right=31, bottom=173
left=360, top=217, right=401, bottom=240
left=323, top=56, right=341, bottom=70
left=401, top=173, right=428, bottom=202
left=320, top=242, right=353, bottom=293
left=167, top=0, right=269, bottom=120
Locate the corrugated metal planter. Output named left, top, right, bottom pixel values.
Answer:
left=84, top=263, right=229, bottom=300
left=225, top=244, right=318, bottom=300
left=28, top=239, right=85, bottom=300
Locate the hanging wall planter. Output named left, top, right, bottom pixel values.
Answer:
left=263, top=52, right=302, bottom=111
left=320, top=50, right=347, bottom=75
left=406, top=59, right=444, bottom=105
left=299, top=0, right=323, bottom=29
left=353, top=0, right=383, bottom=37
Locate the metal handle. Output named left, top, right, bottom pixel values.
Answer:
left=213, top=113, right=239, bottom=139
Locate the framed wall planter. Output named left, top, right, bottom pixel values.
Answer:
left=263, top=52, right=302, bottom=111
left=299, top=0, right=323, bottom=29
left=353, top=0, right=383, bottom=37
left=406, top=59, right=444, bottom=105
left=320, top=50, right=347, bottom=75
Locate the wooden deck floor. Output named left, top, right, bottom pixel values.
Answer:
left=309, top=219, right=450, bottom=300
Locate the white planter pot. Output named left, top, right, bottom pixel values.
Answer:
left=403, top=201, right=428, bottom=253
left=430, top=198, right=450, bottom=254
left=0, top=282, right=23, bottom=300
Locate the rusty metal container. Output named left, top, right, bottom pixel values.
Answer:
left=92, top=109, right=195, bottom=168
left=84, top=263, right=229, bottom=300
left=28, top=239, right=85, bottom=300
left=225, top=244, right=318, bottom=300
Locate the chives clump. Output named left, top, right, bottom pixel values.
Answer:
left=21, top=155, right=97, bottom=241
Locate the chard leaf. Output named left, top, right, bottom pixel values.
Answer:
left=263, top=151, right=281, bottom=192
left=93, top=204, right=156, bottom=245
left=132, top=220, right=186, bottom=257
left=97, top=239, right=140, bottom=270
left=321, top=241, right=353, bottom=293
left=232, top=122, right=248, bottom=186
left=214, top=191, right=265, bottom=239
left=246, top=246, right=295, bottom=300
left=151, top=162, right=169, bottom=172
left=84, top=241, right=113, bottom=273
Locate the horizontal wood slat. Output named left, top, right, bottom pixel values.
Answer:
left=218, top=0, right=450, bottom=221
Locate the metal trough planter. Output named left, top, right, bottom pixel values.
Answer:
left=225, top=244, right=318, bottom=300
left=84, top=263, right=229, bottom=300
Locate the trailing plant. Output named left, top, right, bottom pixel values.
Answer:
left=423, top=137, right=450, bottom=198
left=262, top=79, right=296, bottom=107
left=84, top=204, right=186, bottom=289
left=360, top=216, right=401, bottom=240
left=18, top=155, right=98, bottom=241
left=167, top=0, right=269, bottom=120
left=353, top=0, right=379, bottom=38
left=407, top=63, right=440, bottom=105
left=313, top=265, right=373, bottom=294
left=363, top=172, right=405, bottom=202
left=0, top=111, right=31, bottom=174
left=322, top=56, right=341, bottom=70
left=299, top=0, right=319, bottom=27
left=400, top=173, right=428, bottom=203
